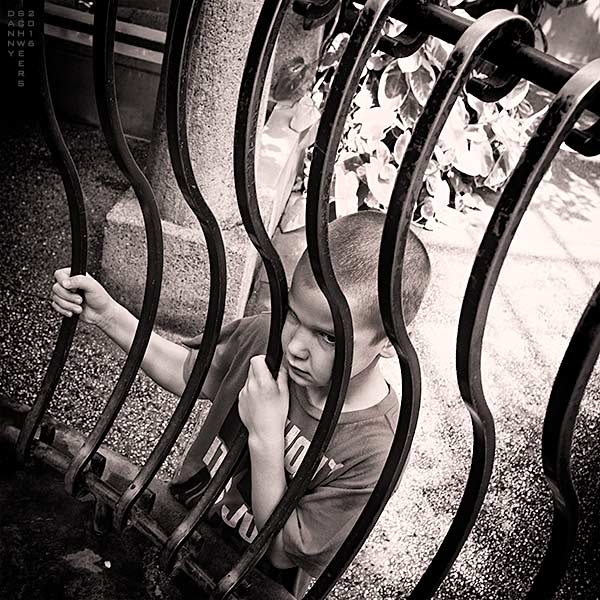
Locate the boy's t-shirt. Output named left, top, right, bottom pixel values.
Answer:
left=172, top=313, right=399, bottom=578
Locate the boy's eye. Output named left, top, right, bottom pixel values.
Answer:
left=319, top=332, right=336, bottom=346
left=287, top=310, right=299, bottom=323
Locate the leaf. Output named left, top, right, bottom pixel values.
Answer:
left=271, top=57, right=309, bottom=103
left=333, top=165, right=359, bottom=216
left=454, top=136, right=495, bottom=177
left=483, top=152, right=512, bottom=190
left=290, top=95, right=321, bottom=133
left=396, top=52, right=422, bottom=73
left=367, top=52, right=394, bottom=72
left=462, top=192, right=484, bottom=210
left=408, top=64, right=437, bottom=106
left=393, top=130, right=411, bottom=166
left=398, top=93, right=422, bottom=129
left=425, top=38, right=452, bottom=71
left=383, top=17, right=407, bottom=38
left=499, top=79, right=530, bottom=110
left=358, top=106, right=399, bottom=140
left=365, top=160, right=397, bottom=208
left=434, top=144, right=455, bottom=169
left=377, top=62, right=409, bottom=109
left=425, top=172, right=451, bottom=212
left=353, top=86, right=373, bottom=109
left=439, top=98, right=469, bottom=150
left=319, top=33, right=350, bottom=71
left=375, top=141, right=391, bottom=164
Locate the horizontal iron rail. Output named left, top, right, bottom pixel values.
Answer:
left=16, top=0, right=88, bottom=464
left=0, top=399, right=295, bottom=600
left=394, top=1, right=600, bottom=116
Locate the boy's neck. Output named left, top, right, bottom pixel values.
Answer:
left=301, top=357, right=389, bottom=414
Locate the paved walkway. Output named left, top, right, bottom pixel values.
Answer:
left=1, top=110, right=599, bottom=600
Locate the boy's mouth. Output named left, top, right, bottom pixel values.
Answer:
left=286, top=359, right=311, bottom=379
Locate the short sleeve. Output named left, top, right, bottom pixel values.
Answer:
left=181, top=316, right=256, bottom=384
left=281, top=453, right=386, bottom=577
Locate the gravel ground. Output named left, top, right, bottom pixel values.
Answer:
left=2, top=114, right=600, bottom=600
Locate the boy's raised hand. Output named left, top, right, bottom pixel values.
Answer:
left=51, top=267, right=116, bottom=328
left=238, top=355, right=289, bottom=444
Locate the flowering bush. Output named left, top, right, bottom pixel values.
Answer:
left=291, top=18, right=547, bottom=229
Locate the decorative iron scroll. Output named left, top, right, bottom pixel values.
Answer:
left=112, top=0, right=228, bottom=531
left=63, top=0, right=164, bottom=496
left=15, top=0, right=88, bottom=465
left=162, top=0, right=290, bottom=576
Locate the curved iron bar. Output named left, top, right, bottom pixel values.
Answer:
left=298, top=2, right=423, bottom=599
left=112, top=0, right=228, bottom=531
left=532, top=285, right=600, bottom=597
left=213, top=2, right=363, bottom=598
left=458, top=57, right=600, bottom=600
left=331, top=10, right=533, bottom=599
left=161, top=0, right=290, bottom=574
left=465, top=16, right=534, bottom=103
left=429, top=47, right=600, bottom=600
left=566, top=117, right=600, bottom=157
left=478, top=59, right=600, bottom=598
left=64, top=0, right=164, bottom=496
left=15, top=0, right=89, bottom=465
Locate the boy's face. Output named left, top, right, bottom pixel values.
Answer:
left=281, top=272, right=386, bottom=393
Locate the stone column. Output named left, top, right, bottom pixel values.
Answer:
left=101, top=2, right=323, bottom=336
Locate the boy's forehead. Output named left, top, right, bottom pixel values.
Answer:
left=289, top=272, right=372, bottom=332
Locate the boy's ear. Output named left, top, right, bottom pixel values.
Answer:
left=379, top=337, right=396, bottom=359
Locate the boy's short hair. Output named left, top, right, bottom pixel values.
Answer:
left=294, top=210, right=431, bottom=339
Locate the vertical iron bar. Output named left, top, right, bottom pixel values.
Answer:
left=212, top=0, right=358, bottom=594
left=64, top=0, right=164, bottom=497
left=451, top=58, right=600, bottom=598
left=330, top=10, right=533, bottom=600
left=457, top=58, right=600, bottom=600
left=299, top=0, right=425, bottom=596
left=16, top=0, right=88, bottom=465
left=112, top=0, right=228, bottom=531
left=161, top=0, right=290, bottom=574
left=531, top=281, right=600, bottom=597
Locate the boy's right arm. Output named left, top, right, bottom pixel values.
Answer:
left=51, top=267, right=198, bottom=397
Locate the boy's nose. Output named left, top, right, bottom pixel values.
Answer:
left=285, top=325, right=310, bottom=361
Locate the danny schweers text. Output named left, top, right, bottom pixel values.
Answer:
left=7, top=10, right=35, bottom=88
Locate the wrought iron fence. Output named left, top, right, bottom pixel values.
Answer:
left=2, top=0, right=600, bottom=598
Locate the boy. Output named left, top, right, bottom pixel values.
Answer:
left=51, top=210, right=430, bottom=593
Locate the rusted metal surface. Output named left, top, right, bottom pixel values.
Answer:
left=63, top=0, right=164, bottom=497
left=15, top=0, right=88, bottom=466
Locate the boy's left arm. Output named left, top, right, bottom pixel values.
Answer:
left=238, top=355, right=295, bottom=569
